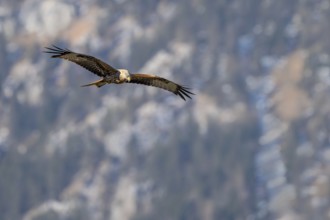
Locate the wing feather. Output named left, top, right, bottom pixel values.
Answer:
left=128, top=74, right=194, bottom=100
left=44, top=45, right=118, bottom=77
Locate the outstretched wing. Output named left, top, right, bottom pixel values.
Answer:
left=128, top=73, right=194, bottom=100
left=44, top=45, right=118, bottom=77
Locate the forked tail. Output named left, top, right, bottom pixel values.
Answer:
left=81, top=79, right=107, bottom=87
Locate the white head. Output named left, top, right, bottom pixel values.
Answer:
left=118, top=69, right=131, bottom=82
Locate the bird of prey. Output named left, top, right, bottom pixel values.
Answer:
left=44, top=45, right=194, bottom=100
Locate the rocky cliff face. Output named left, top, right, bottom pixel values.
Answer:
left=0, top=0, right=330, bottom=220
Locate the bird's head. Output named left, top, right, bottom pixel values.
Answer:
left=118, top=69, right=131, bottom=82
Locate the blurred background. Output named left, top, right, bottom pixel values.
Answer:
left=0, top=0, right=330, bottom=219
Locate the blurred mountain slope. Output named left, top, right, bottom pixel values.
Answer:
left=0, top=0, right=330, bottom=220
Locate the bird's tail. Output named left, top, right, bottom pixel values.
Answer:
left=81, top=79, right=107, bottom=88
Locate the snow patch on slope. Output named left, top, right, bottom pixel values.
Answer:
left=20, top=0, right=75, bottom=39
left=3, top=59, right=43, bottom=106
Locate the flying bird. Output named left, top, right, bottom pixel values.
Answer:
left=44, top=45, right=194, bottom=100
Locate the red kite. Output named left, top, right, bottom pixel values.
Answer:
left=44, top=46, right=194, bottom=100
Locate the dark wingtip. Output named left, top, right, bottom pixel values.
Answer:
left=43, top=45, right=72, bottom=58
left=177, top=85, right=195, bottom=101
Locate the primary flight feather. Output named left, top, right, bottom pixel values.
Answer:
left=44, top=45, right=194, bottom=100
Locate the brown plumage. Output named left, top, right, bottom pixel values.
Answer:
left=129, top=74, right=193, bottom=100
left=44, top=45, right=118, bottom=77
left=44, top=45, right=194, bottom=100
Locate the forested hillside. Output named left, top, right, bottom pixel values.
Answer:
left=0, top=0, right=330, bottom=219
